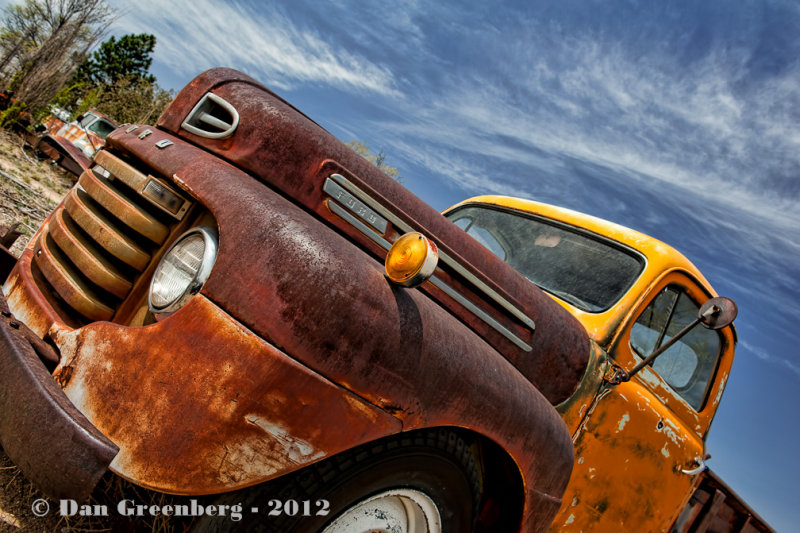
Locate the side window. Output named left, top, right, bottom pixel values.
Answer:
left=630, top=286, right=721, bottom=410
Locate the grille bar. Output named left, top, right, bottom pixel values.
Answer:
left=64, top=187, right=150, bottom=271
left=30, top=151, right=190, bottom=323
left=79, top=169, right=168, bottom=244
left=34, top=230, right=115, bottom=321
left=48, top=209, right=132, bottom=299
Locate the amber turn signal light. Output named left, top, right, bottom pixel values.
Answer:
left=385, top=232, right=439, bottom=287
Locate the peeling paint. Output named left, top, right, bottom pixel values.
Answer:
left=714, top=376, right=727, bottom=405
left=245, top=416, right=324, bottom=463
left=553, top=379, right=704, bottom=532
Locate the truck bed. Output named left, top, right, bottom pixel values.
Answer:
left=671, top=470, right=774, bottom=533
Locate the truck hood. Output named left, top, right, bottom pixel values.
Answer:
left=155, top=68, right=589, bottom=404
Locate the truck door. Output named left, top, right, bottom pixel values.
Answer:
left=551, top=274, right=735, bottom=532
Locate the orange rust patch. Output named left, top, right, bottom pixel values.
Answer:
left=54, top=295, right=401, bottom=495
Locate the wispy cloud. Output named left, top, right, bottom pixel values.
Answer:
left=739, top=340, right=800, bottom=380
left=110, top=0, right=399, bottom=96
left=380, top=32, right=800, bottom=232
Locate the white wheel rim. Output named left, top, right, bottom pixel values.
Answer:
left=321, top=488, right=442, bottom=533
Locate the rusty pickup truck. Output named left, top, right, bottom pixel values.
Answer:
left=34, top=110, right=118, bottom=177
left=0, top=68, right=771, bottom=532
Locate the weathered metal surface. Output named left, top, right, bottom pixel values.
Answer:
left=104, top=130, right=577, bottom=530
left=550, top=378, right=703, bottom=531
left=3, top=252, right=74, bottom=336
left=556, top=342, right=609, bottom=435
left=0, top=302, right=58, bottom=365
left=0, top=292, right=118, bottom=501
left=155, top=68, right=590, bottom=405
left=49, top=294, right=401, bottom=494
left=78, top=168, right=169, bottom=244
left=64, top=186, right=150, bottom=270
left=549, top=271, right=738, bottom=532
left=33, top=230, right=115, bottom=321
left=48, top=209, right=132, bottom=299
left=94, top=149, right=149, bottom=189
left=34, top=135, right=91, bottom=177
left=44, top=109, right=117, bottom=160
left=673, top=470, right=774, bottom=533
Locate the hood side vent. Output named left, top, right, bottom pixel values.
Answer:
left=181, top=93, right=239, bottom=139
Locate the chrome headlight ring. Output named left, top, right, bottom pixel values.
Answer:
left=148, top=226, right=218, bottom=315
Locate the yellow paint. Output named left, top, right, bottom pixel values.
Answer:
left=447, top=197, right=738, bottom=532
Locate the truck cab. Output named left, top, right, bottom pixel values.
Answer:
left=444, top=196, right=768, bottom=532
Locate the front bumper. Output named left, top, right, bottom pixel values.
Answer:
left=0, top=293, right=118, bottom=501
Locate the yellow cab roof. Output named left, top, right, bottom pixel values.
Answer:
left=445, top=195, right=719, bottom=346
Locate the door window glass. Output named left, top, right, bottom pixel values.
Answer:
left=630, top=286, right=721, bottom=410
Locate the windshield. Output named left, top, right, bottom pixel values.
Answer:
left=86, top=119, right=116, bottom=139
left=447, top=205, right=645, bottom=312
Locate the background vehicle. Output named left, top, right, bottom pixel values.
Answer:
left=34, top=110, right=118, bottom=177
left=0, top=69, right=771, bottom=532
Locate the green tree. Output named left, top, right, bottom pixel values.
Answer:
left=346, top=140, right=403, bottom=182
left=76, top=33, right=156, bottom=85
left=55, top=33, right=171, bottom=125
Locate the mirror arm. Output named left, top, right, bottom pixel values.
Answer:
left=610, top=304, right=721, bottom=385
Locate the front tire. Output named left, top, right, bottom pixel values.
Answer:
left=293, top=430, right=480, bottom=533
left=197, top=429, right=483, bottom=533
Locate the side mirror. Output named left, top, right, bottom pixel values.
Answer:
left=76, top=114, right=84, bottom=122
left=610, top=296, right=737, bottom=384
left=697, top=296, right=738, bottom=330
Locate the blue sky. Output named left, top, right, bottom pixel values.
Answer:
left=105, top=1, right=799, bottom=530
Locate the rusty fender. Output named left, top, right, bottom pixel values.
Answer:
left=44, top=295, right=401, bottom=495
left=108, top=132, right=576, bottom=528
left=34, top=135, right=91, bottom=177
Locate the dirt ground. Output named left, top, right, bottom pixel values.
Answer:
left=0, top=131, right=200, bottom=532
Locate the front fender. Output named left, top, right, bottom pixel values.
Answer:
left=109, top=129, right=576, bottom=528
left=50, top=294, right=401, bottom=495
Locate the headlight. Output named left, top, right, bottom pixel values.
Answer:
left=384, top=232, right=438, bottom=287
left=148, top=227, right=218, bottom=315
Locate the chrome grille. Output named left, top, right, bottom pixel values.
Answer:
left=33, top=152, right=189, bottom=322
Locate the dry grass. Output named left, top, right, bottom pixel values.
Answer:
left=0, top=129, right=73, bottom=257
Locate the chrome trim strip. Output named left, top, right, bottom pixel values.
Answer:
left=329, top=190, right=533, bottom=351
left=438, top=249, right=535, bottom=330
left=328, top=173, right=536, bottom=332
left=429, top=277, right=533, bottom=352
left=328, top=201, right=391, bottom=251
left=324, top=178, right=388, bottom=233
